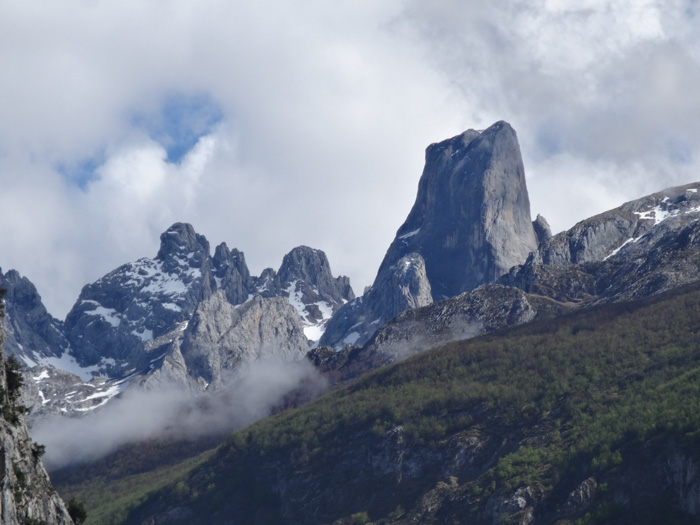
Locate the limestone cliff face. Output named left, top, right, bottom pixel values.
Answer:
left=321, top=121, right=539, bottom=349
left=177, top=291, right=310, bottom=390
left=382, top=121, right=537, bottom=298
left=0, top=303, right=73, bottom=524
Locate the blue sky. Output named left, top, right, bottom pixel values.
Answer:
left=0, top=0, right=699, bottom=318
left=131, top=93, right=223, bottom=165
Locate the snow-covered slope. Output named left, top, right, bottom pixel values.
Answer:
left=8, top=223, right=353, bottom=417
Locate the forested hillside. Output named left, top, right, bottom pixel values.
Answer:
left=85, top=279, right=700, bottom=524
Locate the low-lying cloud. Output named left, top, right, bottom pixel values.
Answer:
left=31, top=358, right=327, bottom=471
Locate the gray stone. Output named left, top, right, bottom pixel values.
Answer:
left=0, top=269, right=69, bottom=364
left=321, top=121, right=538, bottom=349
left=0, top=312, right=73, bottom=524
left=179, top=291, right=310, bottom=390
left=532, top=214, right=552, bottom=244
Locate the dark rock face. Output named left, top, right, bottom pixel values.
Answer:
left=0, top=270, right=69, bottom=364
left=532, top=214, right=552, bottom=244
left=211, top=243, right=253, bottom=306
left=64, top=223, right=218, bottom=373
left=321, top=121, right=538, bottom=349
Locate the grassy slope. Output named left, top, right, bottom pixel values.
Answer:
left=64, top=281, right=700, bottom=523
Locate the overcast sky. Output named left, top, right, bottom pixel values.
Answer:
left=1, top=0, right=699, bottom=318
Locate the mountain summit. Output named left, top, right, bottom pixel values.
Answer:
left=321, top=121, right=540, bottom=348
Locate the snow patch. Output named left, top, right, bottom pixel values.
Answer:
left=399, top=228, right=421, bottom=240
left=74, top=384, right=123, bottom=412
left=285, top=281, right=307, bottom=319
left=343, top=331, right=361, bottom=345
left=162, top=302, right=181, bottom=312
left=635, top=202, right=700, bottom=225
left=84, top=305, right=121, bottom=328
left=32, top=370, right=50, bottom=382
left=35, top=353, right=101, bottom=382
left=133, top=328, right=153, bottom=342
left=604, top=236, right=643, bottom=261
left=304, top=324, right=325, bottom=342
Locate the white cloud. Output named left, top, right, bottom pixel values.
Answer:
left=33, top=358, right=326, bottom=470
left=0, top=0, right=698, bottom=317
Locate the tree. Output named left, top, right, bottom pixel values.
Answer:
left=67, top=498, right=87, bottom=525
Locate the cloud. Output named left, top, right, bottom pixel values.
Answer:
left=32, top=358, right=327, bottom=471
left=0, top=1, right=699, bottom=318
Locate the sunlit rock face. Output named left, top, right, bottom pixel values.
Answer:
left=321, top=121, right=539, bottom=349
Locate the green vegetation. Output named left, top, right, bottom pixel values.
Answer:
left=220, top=283, right=700, bottom=472
left=52, top=442, right=213, bottom=525
left=57, top=451, right=213, bottom=525
left=72, top=281, right=700, bottom=522
left=1, top=355, right=29, bottom=424
left=67, top=498, right=88, bottom=525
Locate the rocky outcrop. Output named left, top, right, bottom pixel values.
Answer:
left=532, top=214, right=552, bottom=244
left=379, top=121, right=538, bottom=298
left=0, top=269, right=69, bottom=364
left=9, top=223, right=352, bottom=418
left=257, top=246, right=355, bottom=339
left=317, top=285, right=538, bottom=381
left=505, top=183, right=700, bottom=304
left=0, top=301, right=74, bottom=524
left=176, top=291, right=310, bottom=390
left=314, top=182, right=700, bottom=387
left=321, top=253, right=432, bottom=350
left=321, top=121, right=539, bottom=349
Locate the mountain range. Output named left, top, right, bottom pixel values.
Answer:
left=2, top=120, right=700, bottom=523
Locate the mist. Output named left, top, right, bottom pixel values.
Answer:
left=30, top=358, right=327, bottom=471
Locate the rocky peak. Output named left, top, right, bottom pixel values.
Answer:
left=278, top=246, right=330, bottom=286
left=321, top=121, right=539, bottom=349
left=0, top=269, right=69, bottom=364
left=533, top=214, right=552, bottom=244
left=156, top=222, right=210, bottom=272
left=212, top=243, right=254, bottom=305
left=277, top=246, right=353, bottom=302
left=271, top=247, right=355, bottom=341
left=379, top=120, right=538, bottom=299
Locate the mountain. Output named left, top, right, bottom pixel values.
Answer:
left=0, top=294, right=74, bottom=524
left=14, top=120, right=700, bottom=523
left=320, top=121, right=540, bottom=350
left=311, top=182, right=700, bottom=383
left=0, top=269, right=70, bottom=364
left=504, top=182, right=700, bottom=303
left=122, top=280, right=700, bottom=524
left=7, top=223, right=352, bottom=418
